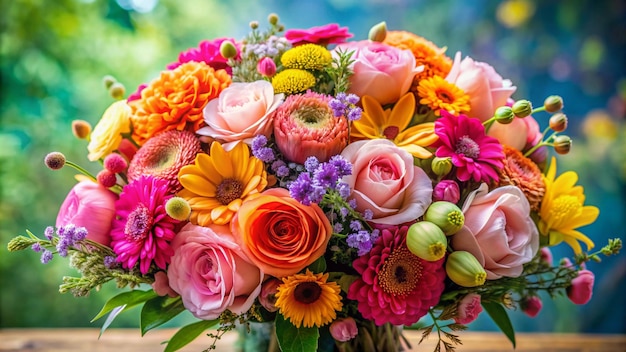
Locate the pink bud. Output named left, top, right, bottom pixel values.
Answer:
left=152, top=271, right=178, bottom=298
left=567, top=270, right=594, bottom=305
left=540, top=247, right=553, bottom=266
left=521, top=296, right=543, bottom=318
left=453, top=293, right=482, bottom=324
left=103, top=153, right=128, bottom=173
left=433, top=180, right=460, bottom=203
left=329, top=317, right=358, bottom=342
left=97, top=169, right=118, bottom=188
left=259, top=278, right=281, bottom=312
left=257, top=57, right=277, bottom=77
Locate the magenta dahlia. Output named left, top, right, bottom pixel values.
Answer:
left=433, top=111, right=504, bottom=183
left=347, top=225, right=446, bottom=326
left=110, top=175, right=180, bottom=274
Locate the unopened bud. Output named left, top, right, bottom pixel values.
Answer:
left=424, top=201, right=465, bottom=235
left=96, top=169, right=117, bottom=188
left=431, top=157, right=452, bottom=176
left=219, top=40, right=238, bottom=59
left=553, top=135, right=572, bottom=155
left=44, top=152, right=66, bottom=170
left=103, top=153, right=128, bottom=173
left=71, top=119, right=92, bottom=140
left=165, top=197, right=191, bottom=221
left=267, top=13, right=279, bottom=26
left=544, top=95, right=563, bottom=113
left=494, top=106, right=515, bottom=124
left=249, top=21, right=259, bottom=30
left=445, top=251, right=487, bottom=287
left=257, top=57, right=277, bottom=77
left=368, top=21, right=387, bottom=42
left=549, top=113, right=568, bottom=132
left=102, top=75, right=116, bottom=89
left=512, top=99, right=533, bottom=118
left=109, top=82, right=126, bottom=100
left=406, top=221, right=448, bottom=261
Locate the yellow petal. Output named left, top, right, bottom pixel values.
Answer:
left=209, top=142, right=234, bottom=179
left=563, top=206, right=600, bottom=230
left=399, top=144, right=433, bottom=159
left=388, top=93, right=415, bottom=131
left=195, top=153, right=224, bottom=185
left=179, top=174, right=217, bottom=197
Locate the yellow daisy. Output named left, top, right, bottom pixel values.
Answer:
left=538, top=157, right=599, bottom=254
left=275, top=269, right=342, bottom=328
left=417, top=75, right=470, bottom=116
left=177, top=141, right=269, bottom=226
left=351, top=93, right=438, bottom=159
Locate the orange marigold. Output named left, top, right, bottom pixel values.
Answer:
left=130, top=62, right=231, bottom=145
left=384, top=31, right=452, bottom=85
left=499, top=145, right=546, bottom=211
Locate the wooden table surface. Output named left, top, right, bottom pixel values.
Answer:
left=0, top=328, right=624, bottom=352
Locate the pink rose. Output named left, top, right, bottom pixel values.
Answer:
left=56, top=180, right=118, bottom=246
left=567, top=270, right=594, bottom=305
left=197, top=81, right=284, bottom=151
left=454, top=293, right=482, bottom=324
left=167, top=223, right=263, bottom=320
left=451, top=184, right=539, bottom=279
left=446, top=52, right=517, bottom=122
left=433, top=180, right=460, bottom=203
left=522, top=296, right=543, bottom=317
left=488, top=113, right=541, bottom=151
left=341, top=139, right=433, bottom=225
left=334, top=41, right=420, bottom=105
left=285, top=23, right=353, bottom=46
left=329, top=317, right=358, bottom=342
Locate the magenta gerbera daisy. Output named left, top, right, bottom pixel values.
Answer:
left=110, top=175, right=180, bottom=274
left=347, top=225, right=446, bottom=326
left=433, top=110, right=504, bottom=183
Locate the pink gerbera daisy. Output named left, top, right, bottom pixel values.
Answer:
left=433, top=110, right=504, bottom=183
left=285, top=24, right=353, bottom=47
left=167, top=38, right=238, bottom=73
left=110, top=175, right=179, bottom=274
left=347, top=225, right=446, bottom=326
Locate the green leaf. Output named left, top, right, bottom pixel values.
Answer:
left=307, top=256, right=326, bottom=273
left=275, top=314, right=319, bottom=352
left=98, top=305, right=126, bottom=338
left=140, top=295, right=186, bottom=336
left=92, top=289, right=158, bottom=322
left=482, top=302, right=516, bottom=348
left=163, top=319, right=218, bottom=352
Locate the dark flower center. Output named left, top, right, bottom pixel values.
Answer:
left=378, top=247, right=423, bottom=297
left=383, top=125, right=400, bottom=140
left=124, top=204, right=153, bottom=241
left=294, top=281, right=322, bottom=304
left=455, top=135, right=481, bottom=159
left=437, top=89, right=454, bottom=103
left=216, top=178, right=243, bottom=205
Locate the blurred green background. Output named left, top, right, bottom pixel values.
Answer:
left=1, top=0, right=625, bottom=333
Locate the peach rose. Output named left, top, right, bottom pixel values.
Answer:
left=446, top=52, right=517, bottom=122
left=167, top=223, right=263, bottom=320
left=488, top=113, right=541, bottom=151
left=231, top=188, right=332, bottom=277
left=340, top=139, right=432, bottom=225
left=451, top=184, right=539, bottom=279
left=87, top=100, right=132, bottom=161
left=333, top=40, right=420, bottom=105
left=197, top=80, right=284, bottom=151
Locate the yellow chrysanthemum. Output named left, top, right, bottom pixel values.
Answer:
left=275, top=269, right=342, bottom=328
left=272, top=69, right=316, bottom=95
left=177, top=141, right=269, bottom=226
left=417, top=75, right=471, bottom=116
left=351, top=93, right=438, bottom=159
left=538, top=157, right=599, bottom=254
left=281, top=44, right=332, bottom=71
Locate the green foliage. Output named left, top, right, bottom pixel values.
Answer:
left=482, top=302, right=516, bottom=348
left=140, top=295, right=186, bottom=336
left=275, top=314, right=319, bottom=352
left=92, top=289, right=157, bottom=322
left=164, top=319, right=218, bottom=352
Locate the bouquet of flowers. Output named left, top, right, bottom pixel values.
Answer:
left=8, top=13, right=622, bottom=352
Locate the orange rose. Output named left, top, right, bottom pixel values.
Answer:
left=231, top=188, right=332, bottom=277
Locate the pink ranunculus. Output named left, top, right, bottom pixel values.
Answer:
left=329, top=317, right=358, bottom=342
left=522, top=296, right=543, bottom=317
left=56, top=180, right=118, bottom=246
left=285, top=23, right=353, bottom=47
left=433, top=180, right=461, bottom=203
left=196, top=81, right=284, bottom=151
left=451, top=184, right=539, bottom=279
left=333, top=40, right=420, bottom=106
left=167, top=223, right=263, bottom=320
left=341, top=139, right=433, bottom=225
left=446, top=52, right=517, bottom=122
left=454, top=293, right=483, bottom=324
left=567, top=270, right=594, bottom=305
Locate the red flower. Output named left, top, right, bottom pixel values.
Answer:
left=285, top=23, right=353, bottom=47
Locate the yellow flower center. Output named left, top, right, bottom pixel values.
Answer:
left=378, top=247, right=423, bottom=296
left=549, top=195, right=582, bottom=227
left=293, top=106, right=330, bottom=128
left=216, top=178, right=243, bottom=205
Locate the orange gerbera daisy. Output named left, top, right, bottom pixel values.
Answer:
left=384, top=31, right=452, bottom=84
left=351, top=93, right=438, bottom=159
left=130, top=62, right=231, bottom=145
left=417, top=76, right=470, bottom=116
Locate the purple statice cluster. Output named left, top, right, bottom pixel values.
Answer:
left=329, top=92, right=362, bottom=121
left=251, top=135, right=290, bottom=177
left=31, top=224, right=88, bottom=264
left=346, top=217, right=380, bottom=256
left=288, top=155, right=352, bottom=206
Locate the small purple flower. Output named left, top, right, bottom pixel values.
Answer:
left=255, top=147, right=275, bottom=163
left=312, top=162, right=340, bottom=189
left=304, top=156, right=320, bottom=173
left=104, top=256, right=117, bottom=269
left=346, top=230, right=376, bottom=256
left=348, top=199, right=357, bottom=209
left=336, top=182, right=351, bottom=199
left=252, top=134, right=268, bottom=150
left=345, top=93, right=359, bottom=105
left=40, top=250, right=53, bottom=264
left=333, top=223, right=344, bottom=233
left=289, top=173, right=314, bottom=205
left=73, top=227, right=88, bottom=242
left=309, top=185, right=326, bottom=204
left=31, top=243, right=42, bottom=252
left=328, top=155, right=352, bottom=177
left=363, top=209, right=373, bottom=220
left=347, top=108, right=362, bottom=121
left=44, top=226, right=54, bottom=240
left=350, top=220, right=363, bottom=231
left=339, top=207, right=350, bottom=218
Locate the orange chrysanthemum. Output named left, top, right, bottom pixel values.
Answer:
left=417, top=76, right=470, bottom=116
left=384, top=31, right=452, bottom=84
left=130, top=62, right=231, bottom=145
left=499, top=145, right=546, bottom=211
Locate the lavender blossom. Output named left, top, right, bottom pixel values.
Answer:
left=104, top=256, right=117, bottom=269
left=289, top=173, right=315, bottom=205
left=40, top=250, right=53, bottom=264
left=31, top=243, right=42, bottom=252
left=44, top=226, right=54, bottom=240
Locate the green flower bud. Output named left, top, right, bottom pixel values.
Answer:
left=7, top=236, right=37, bottom=252
left=267, top=13, right=279, bottom=25
left=102, top=75, right=116, bottom=89
left=549, top=113, right=568, bottom=132
left=165, top=197, right=191, bottom=221
left=544, top=95, right=563, bottom=113
left=512, top=99, right=533, bottom=118
left=431, top=157, right=452, bottom=176
left=44, top=152, right=66, bottom=170
left=553, top=135, right=572, bottom=155
left=406, top=221, right=448, bottom=261
left=219, top=40, right=238, bottom=59
left=249, top=21, right=259, bottom=30
left=424, top=201, right=465, bottom=235
left=494, top=106, right=515, bottom=124
left=445, top=251, right=487, bottom=287
left=368, top=21, right=387, bottom=42
left=109, top=82, right=126, bottom=100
